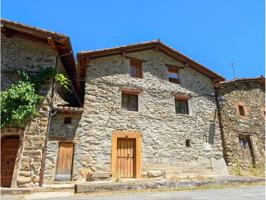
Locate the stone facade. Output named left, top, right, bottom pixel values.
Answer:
left=44, top=112, right=82, bottom=184
left=1, top=30, right=77, bottom=186
left=1, top=33, right=58, bottom=186
left=73, top=49, right=228, bottom=180
left=216, top=79, right=265, bottom=173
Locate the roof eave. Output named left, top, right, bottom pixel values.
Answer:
left=77, top=41, right=224, bottom=81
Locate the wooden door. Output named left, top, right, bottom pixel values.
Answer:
left=55, top=142, right=74, bottom=181
left=239, top=136, right=254, bottom=165
left=116, top=138, right=136, bottom=178
left=1, top=136, right=19, bottom=187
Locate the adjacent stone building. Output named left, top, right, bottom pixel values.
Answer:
left=215, top=77, right=265, bottom=174
left=1, top=19, right=82, bottom=187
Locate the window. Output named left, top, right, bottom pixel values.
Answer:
left=64, top=117, right=72, bottom=124
left=168, top=65, right=179, bottom=84
left=185, top=139, right=191, bottom=147
left=122, top=92, right=138, bottom=111
left=239, top=138, right=247, bottom=148
left=130, top=60, right=142, bottom=78
left=238, top=105, right=245, bottom=116
left=175, top=99, right=189, bottom=114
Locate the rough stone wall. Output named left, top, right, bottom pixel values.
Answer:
left=1, top=33, right=57, bottom=186
left=44, top=113, right=81, bottom=184
left=216, top=81, right=265, bottom=171
left=73, top=50, right=228, bottom=180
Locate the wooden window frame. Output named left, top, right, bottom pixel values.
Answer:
left=121, top=90, right=140, bottom=112
left=166, top=64, right=182, bottom=84
left=111, top=131, right=142, bottom=179
left=130, top=59, right=143, bottom=78
left=235, top=101, right=248, bottom=119
left=175, top=96, right=190, bottom=115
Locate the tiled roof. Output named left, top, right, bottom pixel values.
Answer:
left=217, top=76, right=265, bottom=87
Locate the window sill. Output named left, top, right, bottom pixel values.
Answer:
left=175, top=113, right=192, bottom=117
left=121, top=110, right=139, bottom=113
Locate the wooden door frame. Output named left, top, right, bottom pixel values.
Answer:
left=55, top=141, right=74, bottom=181
left=239, top=135, right=255, bottom=166
left=1, top=128, right=23, bottom=188
left=111, top=131, right=142, bottom=178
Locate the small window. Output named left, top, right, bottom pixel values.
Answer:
left=64, top=117, right=72, bottom=124
left=168, top=65, right=179, bottom=84
left=238, top=105, right=245, bottom=116
left=175, top=99, right=189, bottom=114
left=130, top=60, right=142, bottom=78
left=186, top=139, right=191, bottom=147
left=122, top=92, right=138, bottom=111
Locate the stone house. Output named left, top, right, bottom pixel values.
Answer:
left=215, top=77, right=265, bottom=173
left=74, top=40, right=229, bottom=181
left=1, top=19, right=82, bottom=187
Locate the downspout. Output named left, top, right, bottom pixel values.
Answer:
left=39, top=54, right=59, bottom=187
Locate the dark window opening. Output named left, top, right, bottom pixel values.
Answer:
left=122, top=93, right=138, bottom=111
left=64, top=117, right=72, bottom=124
left=238, top=105, right=245, bottom=116
left=168, top=66, right=179, bottom=84
left=175, top=99, right=189, bottom=114
left=130, top=60, right=142, bottom=78
left=186, top=139, right=191, bottom=147
left=208, top=122, right=215, bottom=145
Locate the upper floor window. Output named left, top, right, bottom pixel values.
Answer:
left=122, top=92, right=138, bottom=111
left=167, top=65, right=179, bottom=84
left=130, top=60, right=142, bottom=78
left=238, top=105, right=245, bottom=116
left=235, top=101, right=247, bottom=118
left=175, top=98, right=189, bottom=114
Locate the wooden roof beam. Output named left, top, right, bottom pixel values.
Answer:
left=47, top=37, right=57, bottom=50
left=1, top=25, right=13, bottom=38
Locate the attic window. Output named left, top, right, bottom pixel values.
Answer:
left=238, top=105, right=245, bottom=116
left=64, top=117, right=72, bottom=124
left=167, top=65, right=179, bottom=84
left=130, top=60, right=142, bottom=78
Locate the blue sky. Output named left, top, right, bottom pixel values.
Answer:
left=2, top=0, right=265, bottom=79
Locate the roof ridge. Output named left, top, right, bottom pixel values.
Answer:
left=78, top=39, right=160, bottom=54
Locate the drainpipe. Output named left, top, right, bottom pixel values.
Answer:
left=39, top=54, right=59, bottom=187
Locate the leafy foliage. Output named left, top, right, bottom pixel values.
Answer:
left=1, top=81, right=41, bottom=128
left=1, top=67, right=70, bottom=128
